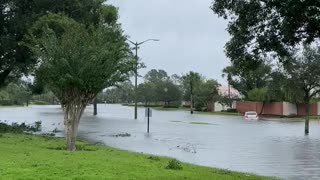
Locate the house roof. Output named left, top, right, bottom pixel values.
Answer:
left=218, top=85, right=241, bottom=97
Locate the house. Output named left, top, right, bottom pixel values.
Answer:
left=211, top=85, right=240, bottom=112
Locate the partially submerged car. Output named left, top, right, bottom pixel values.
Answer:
left=244, top=111, right=259, bottom=120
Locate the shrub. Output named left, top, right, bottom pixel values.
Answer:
left=165, top=159, right=183, bottom=170
left=0, top=121, right=42, bottom=133
left=226, top=108, right=237, bottom=113
left=147, top=156, right=160, bottom=161
left=32, top=100, right=50, bottom=105
left=110, top=133, right=131, bottom=138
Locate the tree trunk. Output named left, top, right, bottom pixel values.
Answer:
left=93, top=98, right=97, bottom=116
left=305, top=100, right=310, bottom=135
left=64, top=103, right=86, bottom=151
left=259, top=102, right=265, bottom=115
left=65, top=119, right=78, bottom=152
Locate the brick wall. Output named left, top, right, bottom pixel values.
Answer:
left=236, top=101, right=319, bottom=116
left=236, top=102, right=283, bottom=115
left=297, top=104, right=318, bottom=116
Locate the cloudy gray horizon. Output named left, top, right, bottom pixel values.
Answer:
left=108, top=0, right=230, bottom=84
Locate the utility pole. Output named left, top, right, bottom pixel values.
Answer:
left=190, top=81, right=194, bottom=114
left=134, top=43, right=138, bottom=120
left=127, top=39, right=159, bottom=120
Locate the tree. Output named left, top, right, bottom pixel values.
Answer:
left=137, top=69, right=181, bottom=107
left=211, top=0, right=320, bottom=68
left=99, top=81, right=134, bottom=104
left=0, top=0, right=118, bottom=88
left=222, top=62, right=271, bottom=98
left=29, top=14, right=133, bottom=151
left=137, top=82, right=156, bottom=105
left=117, top=81, right=134, bottom=104
left=194, top=80, right=220, bottom=111
left=265, top=71, right=287, bottom=102
left=144, top=69, right=168, bottom=83
left=158, top=79, right=182, bottom=107
left=0, top=81, right=31, bottom=106
left=181, top=72, right=203, bottom=114
left=283, top=46, right=320, bottom=134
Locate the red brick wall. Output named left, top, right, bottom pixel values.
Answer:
left=297, top=104, right=318, bottom=116
left=262, top=102, right=283, bottom=115
left=236, top=102, right=263, bottom=114
left=236, top=102, right=283, bottom=115
left=237, top=101, right=319, bottom=116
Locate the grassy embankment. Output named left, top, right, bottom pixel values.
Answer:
left=194, top=111, right=241, bottom=116
left=151, top=106, right=241, bottom=116
left=0, top=133, right=277, bottom=180
left=155, top=107, right=241, bottom=116
left=270, top=116, right=320, bottom=121
left=0, top=105, right=25, bottom=108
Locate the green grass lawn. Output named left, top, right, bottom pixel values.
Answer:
left=279, top=116, right=320, bottom=121
left=152, top=107, right=188, bottom=111
left=0, top=133, right=277, bottom=180
left=153, top=107, right=242, bottom=117
left=0, top=105, right=24, bottom=108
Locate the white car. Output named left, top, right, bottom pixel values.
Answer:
left=244, top=111, right=259, bottom=120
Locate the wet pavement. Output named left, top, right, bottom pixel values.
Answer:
left=1, top=104, right=320, bottom=180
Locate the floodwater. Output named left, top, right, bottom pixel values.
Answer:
left=1, top=104, right=320, bottom=180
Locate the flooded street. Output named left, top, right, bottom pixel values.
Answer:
left=1, top=104, right=320, bottom=180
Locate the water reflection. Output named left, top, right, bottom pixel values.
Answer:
left=1, top=104, right=320, bottom=180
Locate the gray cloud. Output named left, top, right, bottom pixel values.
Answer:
left=108, top=0, right=230, bottom=84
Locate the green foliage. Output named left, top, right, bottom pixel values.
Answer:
left=137, top=82, right=157, bottom=104
left=32, top=90, right=57, bottom=105
left=211, top=0, right=320, bottom=69
left=29, top=14, right=133, bottom=105
left=265, top=72, right=286, bottom=102
left=0, top=81, right=31, bottom=106
left=194, top=79, right=220, bottom=111
left=180, top=72, right=221, bottom=111
left=165, top=159, right=183, bottom=170
left=222, top=62, right=271, bottom=98
left=138, top=69, right=182, bottom=106
left=0, top=121, right=42, bottom=133
left=160, top=80, right=182, bottom=107
left=147, top=156, right=161, bottom=161
left=0, top=0, right=118, bottom=87
left=100, top=81, right=134, bottom=103
left=247, top=88, right=268, bottom=102
left=285, top=46, right=320, bottom=103
left=32, top=100, right=50, bottom=105
left=28, top=13, right=132, bottom=150
left=181, top=71, right=203, bottom=101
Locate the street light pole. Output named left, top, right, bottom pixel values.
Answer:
left=128, top=39, right=159, bottom=120
left=134, top=42, right=138, bottom=120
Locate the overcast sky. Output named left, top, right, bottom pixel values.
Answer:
left=108, top=0, right=230, bottom=84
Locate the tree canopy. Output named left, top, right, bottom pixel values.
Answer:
left=0, top=0, right=117, bottom=87
left=222, top=62, right=271, bottom=98
left=211, top=0, right=320, bottom=68
left=137, top=69, right=182, bottom=107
